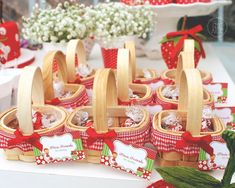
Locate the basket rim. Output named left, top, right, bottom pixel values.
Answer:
left=0, top=105, right=67, bottom=135
left=66, top=105, right=150, bottom=133
left=161, top=69, right=212, bottom=83
left=156, top=85, right=214, bottom=104
left=152, top=110, right=225, bottom=137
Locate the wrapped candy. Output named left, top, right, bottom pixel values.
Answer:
left=162, top=86, right=179, bottom=100
left=73, top=111, right=89, bottom=126
left=161, top=112, right=183, bottom=131
left=32, top=110, right=57, bottom=129
left=201, top=106, right=214, bottom=132
left=53, top=76, right=72, bottom=98
left=143, top=69, right=152, bottom=79
left=76, top=64, right=93, bottom=78
left=126, top=106, right=144, bottom=124
left=128, top=88, right=140, bottom=99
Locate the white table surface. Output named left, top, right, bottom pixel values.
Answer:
left=0, top=43, right=235, bottom=188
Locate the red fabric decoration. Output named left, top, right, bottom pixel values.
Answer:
left=45, top=97, right=61, bottom=105
left=118, top=98, right=137, bottom=105
left=147, top=180, right=175, bottom=188
left=33, top=112, right=42, bottom=130
left=166, top=25, right=205, bottom=59
left=176, top=131, right=214, bottom=156
left=86, top=127, right=117, bottom=153
left=8, top=129, right=42, bottom=151
left=101, top=48, right=118, bottom=69
left=0, top=21, right=20, bottom=62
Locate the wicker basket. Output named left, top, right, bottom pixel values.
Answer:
left=66, top=39, right=95, bottom=89
left=124, top=41, right=159, bottom=88
left=151, top=69, right=224, bottom=168
left=0, top=67, right=67, bottom=162
left=42, top=51, right=89, bottom=109
left=117, top=49, right=153, bottom=106
left=161, top=39, right=213, bottom=85
left=65, top=69, right=151, bottom=163
left=155, top=51, right=214, bottom=110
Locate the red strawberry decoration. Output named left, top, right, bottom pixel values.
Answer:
left=161, top=25, right=206, bottom=69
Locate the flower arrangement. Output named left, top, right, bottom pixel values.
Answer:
left=91, top=2, right=155, bottom=47
left=22, top=2, right=94, bottom=43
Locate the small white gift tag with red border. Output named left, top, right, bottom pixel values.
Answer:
left=100, top=140, right=156, bottom=180
left=214, top=107, right=235, bottom=130
left=33, top=132, right=85, bottom=165
left=198, top=141, right=229, bottom=171
left=204, top=82, right=228, bottom=104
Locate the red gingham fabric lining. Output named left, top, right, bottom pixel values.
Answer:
left=65, top=117, right=151, bottom=151
left=80, top=77, right=94, bottom=89
left=151, top=126, right=223, bottom=156
left=57, top=88, right=89, bottom=109
left=0, top=126, right=64, bottom=152
left=101, top=48, right=118, bottom=69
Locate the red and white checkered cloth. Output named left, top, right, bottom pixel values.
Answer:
left=0, top=126, right=64, bottom=152
left=57, top=87, right=89, bottom=109
left=101, top=48, right=118, bottom=69
left=65, top=117, right=151, bottom=151
left=151, top=126, right=223, bottom=156
left=80, top=77, right=94, bottom=89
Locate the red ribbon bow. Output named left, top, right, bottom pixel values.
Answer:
left=45, top=97, right=61, bottom=105
left=8, top=129, right=43, bottom=151
left=176, top=131, right=214, bottom=156
left=166, top=25, right=206, bottom=60
left=86, top=127, right=117, bottom=153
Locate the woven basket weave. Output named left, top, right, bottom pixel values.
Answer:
left=155, top=51, right=214, bottom=110
left=65, top=69, right=151, bottom=163
left=66, top=39, right=95, bottom=89
left=43, top=51, right=88, bottom=109
left=117, top=49, right=153, bottom=106
left=152, top=69, right=224, bottom=168
left=0, top=67, right=67, bottom=162
left=124, top=41, right=159, bottom=87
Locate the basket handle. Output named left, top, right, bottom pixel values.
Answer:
left=117, top=49, right=132, bottom=101
left=66, top=39, right=86, bottom=83
left=124, top=41, right=136, bottom=81
left=183, top=39, right=195, bottom=53
left=17, top=66, right=44, bottom=135
left=92, top=69, right=118, bottom=133
left=42, top=51, right=68, bottom=100
left=178, top=69, right=203, bottom=136
left=175, top=51, right=194, bottom=87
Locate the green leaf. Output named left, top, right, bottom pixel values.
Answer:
left=156, top=167, right=222, bottom=188
left=196, top=33, right=207, bottom=40
left=228, top=183, right=235, bottom=188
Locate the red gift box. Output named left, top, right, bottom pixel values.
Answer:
left=101, top=47, right=118, bottom=69
left=0, top=21, right=20, bottom=62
